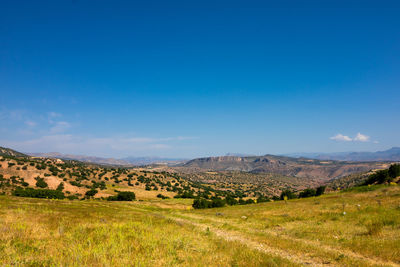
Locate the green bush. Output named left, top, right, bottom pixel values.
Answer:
left=226, top=196, right=238, bottom=205
left=364, top=169, right=392, bottom=185
left=316, top=186, right=326, bottom=196
left=56, top=182, right=64, bottom=191
left=280, top=189, right=297, bottom=200
left=174, top=191, right=195, bottom=199
left=256, top=195, right=270, bottom=203
left=107, top=191, right=136, bottom=201
left=246, top=199, right=255, bottom=204
left=299, top=188, right=316, bottom=198
left=13, top=187, right=65, bottom=199
left=85, top=189, right=98, bottom=198
left=35, top=177, right=48, bottom=188
left=211, top=197, right=226, bottom=208
left=192, top=198, right=211, bottom=209
left=156, top=193, right=169, bottom=199
left=388, top=164, right=400, bottom=178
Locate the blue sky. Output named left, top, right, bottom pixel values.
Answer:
left=1, top=0, right=399, bottom=158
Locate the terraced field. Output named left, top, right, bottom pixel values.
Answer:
left=1, top=185, right=399, bottom=266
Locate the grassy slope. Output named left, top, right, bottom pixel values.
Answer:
left=1, top=186, right=399, bottom=266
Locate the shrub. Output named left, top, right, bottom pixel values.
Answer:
left=299, top=188, right=317, bottom=198
left=13, top=187, right=65, bottom=199
left=225, top=196, right=238, bottom=205
left=256, top=195, right=270, bottom=203
left=211, top=197, right=226, bottom=208
left=316, top=186, right=326, bottom=196
left=280, top=189, right=296, bottom=200
left=245, top=199, right=255, bottom=204
left=35, top=178, right=48, bottom=188
left=174, top=191, right=195, bottom=199
left=56, top=182, right=64, bottom=191
left=364, top=170, right=391, bottom=185
left=85, top=189, right=98, bottom=198
left=157, top=193, right=169, bottom=199
left=388, top=164, right=400, bottom=178
left=107, top=191, right=135, bottom=201
left=192, top=198, right=211, bottom=209
left=238, top=198, right=247, bottom=205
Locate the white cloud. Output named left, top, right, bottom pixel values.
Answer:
left=353, top=133, right=370, bottom=142
left=330, top=134, right=352, bottom=142
left=24, top=120, right=37, bottom=127
left=330, top=132, right=373, bottom=142
left=50, top=121, right=71, bottom=133
left=48, top=112, right=61, bottom=118
left=0, top=134, right=192, bottom=156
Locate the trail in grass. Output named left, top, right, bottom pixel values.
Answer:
left=105, top=203, right=400, bottom=266
left=171, top=216, right=324, bottom=266
left=170, top=212, right=400, bottom=267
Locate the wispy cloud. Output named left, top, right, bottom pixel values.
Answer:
left=330, top=132, right=374, bottom=143
left=50, top=121, right=71, bottom=133
left=24, top=120, right=37, bottom=127
left=1, top=134, right=193, bottom=156
left=48, top=112, right=61, bottom=118
left=330, top=134, right=352, bottom=142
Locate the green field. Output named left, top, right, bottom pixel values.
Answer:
left=1, top=185, right=399, bottom=266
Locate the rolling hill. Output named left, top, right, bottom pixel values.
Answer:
left=0, top=146, right=28, bottom=157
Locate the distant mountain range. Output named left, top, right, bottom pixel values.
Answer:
left=175, top=154, right=387, bottom=180
left=28, top=152, right=187, bottom=166
left=285, top=147, right=400, bottom=162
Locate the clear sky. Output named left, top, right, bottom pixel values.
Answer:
left=1, top=0, right=399, bottom=158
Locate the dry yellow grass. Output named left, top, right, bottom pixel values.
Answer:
left=1, top=184, right=399, bottom=266
left=0, top=196, right=293, bottom=266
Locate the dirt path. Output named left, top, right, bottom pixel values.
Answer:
left=124, top=204, right=399, bottom=266
left=171, top=216, right=326, bottom=266
left=171, top=212, right=400, bottom=267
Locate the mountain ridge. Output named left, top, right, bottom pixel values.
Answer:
left=176, top=154, right=389, bottom=181
left=28, top=152, right=187, bottom=166
left=285, top=147, right=400, bottom=162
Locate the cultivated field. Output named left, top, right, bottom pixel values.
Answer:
left=1, top=185, right=399, bottom=266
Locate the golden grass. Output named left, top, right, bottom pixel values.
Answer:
left=0, top=197, right=292, bottom=266
left=1, top=185, right=399, bottom=266
left=171, top=185, right=400, bottom=266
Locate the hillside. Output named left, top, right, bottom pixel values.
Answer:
left=0, top=147, right=28, bottom=157
left=177, top=154, right=388, bottom=180
left=0, top=154, right=210, bottom=200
